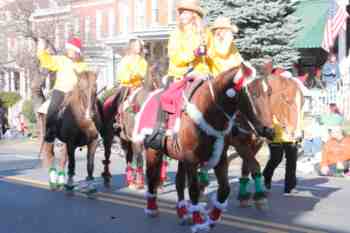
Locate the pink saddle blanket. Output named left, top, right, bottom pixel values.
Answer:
left=133, top=78, right=191, bottom=142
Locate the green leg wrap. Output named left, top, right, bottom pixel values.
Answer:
left=198, top=169, right=209, bottom=186
left=49, top=167, right=57, bottom=189
left=253, top=173, right=267, bottom=200
left=238, top=177, right=251, bottom=200
left=335, top=168, right=344, bottom=177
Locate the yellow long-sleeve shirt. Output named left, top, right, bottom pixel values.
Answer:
left=271, top=113, right=304, bottom=143
left=167, top=28, right=211, bottom=80
left=117, top=55, right=148, bottom=87
left=208, top=42, right=243, bottom=77
left=37, top=50, right=88, bottom=93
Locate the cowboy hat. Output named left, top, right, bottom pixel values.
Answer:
left=211, top=16, right=239, bottom=33
left=176, top=0, right=204, bottom=17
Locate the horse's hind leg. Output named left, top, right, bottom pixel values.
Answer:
left=144, top=148, right=162, bottom=217
left=205, top=154, right=230, bottom=228
left=65, top=144, right=76, bottom=193
left=121, top=139, right=135, bottom=187
left=101, top=125, right=113, bottom=188
left=57, top=143, right=68, bottom=190
left=175, top=161, right=190, bottom=224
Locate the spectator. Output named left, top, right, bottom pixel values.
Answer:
left=320, top=103, right=344, bottom=128
left=321, top=53, right=341, bottom=103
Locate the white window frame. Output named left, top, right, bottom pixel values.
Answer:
left=85, top=16, right=91, bottom=42
left=135, top=0, right=146, bottom=30
left=119, top=1, right=129, bottom=34
left=151, top=0, right=159, bottom=25
left=108, top=8, right=115, bottom=37
left=96, top=10, right=102, bottom=40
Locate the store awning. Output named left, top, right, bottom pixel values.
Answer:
left=292, top=0, right=329, bottom=49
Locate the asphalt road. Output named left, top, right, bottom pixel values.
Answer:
left=0, top=139, right=350, bottom=233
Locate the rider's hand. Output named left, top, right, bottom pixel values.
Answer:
left=37, top=38, right=47, bottom=52
left=194, top=45, right=207, bottom=57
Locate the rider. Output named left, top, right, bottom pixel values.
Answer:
left=207, top=16, right=242, bottom=77
left=116, top=37, right=148, bottom=188
left=144, top=0, right=211, bottom=150
left=37, top=37, right=88, bottom=187
left=207, top=17, right=276, bottom=200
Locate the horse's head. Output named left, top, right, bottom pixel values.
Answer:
left=75, top=70, right=98, bottom=118
left=143, top=62, right=163, bottom=90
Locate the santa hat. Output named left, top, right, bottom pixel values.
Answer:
left=65, top=37, right=82, bottom=54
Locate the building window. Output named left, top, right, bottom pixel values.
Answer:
left=55, top=25, right=60, bottom=49
left=96, top=10, right=102, bottom=40
left=169, top=0, right=179, bottom=23
left=64, top=22, right=72, bottom=40
left=151, top=0, right=159, bottom=25
left=108, top=9, right=115, bottom=37
left=135, top=0, right=146, bottom=30
left=85, top=16, right=91, bottom=43
left=74, top=18, right=80, bottom=36
left=119, top=1, right=129, bottom=34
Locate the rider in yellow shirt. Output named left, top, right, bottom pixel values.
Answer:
left=207, top=17, right=242, bottom=77
left=167, top=0, right=211, bottom=81
left=117, top=38, right=148, bottom=88
left=37, top=37, right=88, bottom=145
left=37, top=37, right=88, bottom=188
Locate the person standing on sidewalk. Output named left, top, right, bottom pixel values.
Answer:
left=322, top=53, right=341, bottom=104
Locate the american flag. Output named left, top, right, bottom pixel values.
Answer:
left=322, top=0, right=349, bottom=52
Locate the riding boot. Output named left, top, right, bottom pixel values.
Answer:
left=144, top=128, right=166, bottom=151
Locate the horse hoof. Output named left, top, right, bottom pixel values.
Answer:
left=191, top=223, right=210, bottom=233
left=255, top=199, right=269, bottom=211
left=239, top=200, right=252, bottom=208
left=144, top=208, right=159, bottom=218
left=49, top=183, right=58, bottom=191
left=178, top=215, right=192, bottom=226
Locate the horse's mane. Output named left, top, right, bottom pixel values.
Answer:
left=60, top=71, right=98, bottom=137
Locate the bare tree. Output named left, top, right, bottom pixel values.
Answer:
left=0, top=0, right=72, bottom=137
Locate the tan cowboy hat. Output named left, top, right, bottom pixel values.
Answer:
left=211, top=16, right=239, bottom=33
left=176, top=0, right=204, bottom=17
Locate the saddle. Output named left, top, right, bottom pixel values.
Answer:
left=133, top=77, right=205, bottom=143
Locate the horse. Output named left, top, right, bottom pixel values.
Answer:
left=39, top=71, right=103, bottom=194
left=138, top=64, right=275, bottom=233
left=100, top=64, right=162, bottom=189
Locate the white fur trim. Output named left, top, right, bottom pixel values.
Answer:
left=173, top=117, right=181, bottom=133
left=191, top=222, right=210, bottom=233
left=57, top=173, right=65, bottom=185
left=145, top=191, right=157, bottom=198
left=280, top=71, right=292, bottom=79
left=144, top=208, right=158, bottom=216
left=188, top=204, right=204, bottom=213
left=210, top=194, right=228, bottom=211
left=65, top=43, right=81, bottom=53
left=184, top=96, right=236, bottom=170
left=132, top=89, right=163, bottom=142
left=177, top=200, right=188, bottom=208
left=49, top=170, right=57, bottom=183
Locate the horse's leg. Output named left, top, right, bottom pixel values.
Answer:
left=121, top=139, right=135, bottom=187
left=186, top=161, right=209, bottom=232
left=57, top=143, right=68, bottom=189
left=134, top=144, right=144, bottom=189
left=175, top=160, right=190, bottom=224
left=85, top=138, right=98, bottom=195
left=144, top=148, right=162, bottom=217
left=65, top=144, right=76, bottom=192
left=206, top=153, right=230, bottom=228
left=101, top=122, right=114, bottom=188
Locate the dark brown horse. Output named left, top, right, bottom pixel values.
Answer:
left=100, top=64, right=162, bottom=188
left=142, top=64, right=275, bottom=232
left=39, top=71, right=102, bottom=194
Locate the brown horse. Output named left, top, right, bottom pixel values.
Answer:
left=142, top=64, right=275, bottom=232
left=39, top=71, right=102, bottom=194
left=100, top=64, right=162, bottom=188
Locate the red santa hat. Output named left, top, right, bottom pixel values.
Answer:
left=65, top=37, right=82, bottom=54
